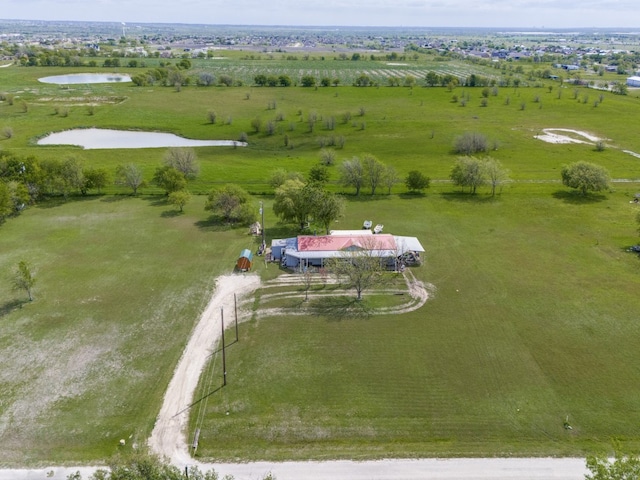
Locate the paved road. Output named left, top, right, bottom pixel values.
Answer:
left=0, top=458, right=588, bottom=480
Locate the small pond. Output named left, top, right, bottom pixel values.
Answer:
left=37, top=128, right=247, bottom=149
left=38, top=73, right=132, bottom=84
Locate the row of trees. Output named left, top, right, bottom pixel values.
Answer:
left=337, top=155, right=429, bottom=196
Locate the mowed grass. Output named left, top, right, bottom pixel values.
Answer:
left=0, top=195, right=266, bottom=465
left=192, top=187, right=640, bottom=460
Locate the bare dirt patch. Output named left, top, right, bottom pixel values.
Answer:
left=534, top=128, right=603, bottom=145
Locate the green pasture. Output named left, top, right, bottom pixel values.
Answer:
left=0, top=195, right=268, bottom=465
left=2, top=59, right=640, bottom=464
left=192, top=188, right=640, bottom=461
left=2, top=65, right=639, bottom=197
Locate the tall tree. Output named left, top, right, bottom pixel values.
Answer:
left=450, top=156, right=485, bottom=194
left=168, top=190, right=191, bottom=212
left=0, top=182, right=12, bottom=222
left=326, top=237, right=385, bottom=301
left=405, top=170, right=431, bottom=193
left=483, top=157, right=511, bottom=196
left=13, top=260, right=36, bottom=301
left=83, top=167, right=110, bottom=194
left=339, top=157, right=365, bottom=196
left=152, top=166, right=187, bottom=194
left=115, top=163, right=146, bottom=196
left=383, top=165, right=401, bottom=194
left=163, top=148, right=199, bottom=179
left=269, top=168, right=304, bottom=190
left=314, top=190, right=345, bottom=234
left=561, top=161, right=610, bottom=195
left=308, top=165, right=330, bottom=185
left=363, top=154, right=385, bottom=195
left=273, top=179, right=315, bottom=229
left=205, top=184, right=256, bottom=224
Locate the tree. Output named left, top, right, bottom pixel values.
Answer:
left=269, top=168, right=304, bottom=190
left=363, top=154, right=385, bottom=195
left=405, top=170, right=431, bottom=193
left=168, top=189, right=191, bottom=212
left=325, top=237, right=385, bottom=300
left=314, top=190, right=345, bottom=234
left=0, top=181, right=12, bottom=222
left=205, top=184, right=256, bottom=224
left=13, top=260, right=36, bottom=301
left=308, top=165, right=330, bottom=185
left=339, top=157, right=365, bottom=196
left=163, top=148, right=199, bottom=179
left=84, top=167, right=110, bottom=194
left=383, top=165, right=401, bottom=194
left=115, top=163, right=146, bottom=195
left=273, top=178, right=314, bottom=229
left=153, top=166, right=187, bottom=194
left=483, top=157, right=510, bottom=196
left=60, top=157, right=86, bottom=197
left=454, top=132, right=489, bottom=155
left=450, top=156, right=485, bottom=194
left=585, top=452, right=640, bottom=480
left=301, top=75, right=316, bottom=87
left=425, top=71, right=440, bottom=86
left=70, top=451, right=225, bottom=480
left=561, top=161, right=610, bottom=195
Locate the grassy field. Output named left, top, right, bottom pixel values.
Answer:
left=2, top=58, right=640, bottom=465
left=2, top=65, right=639, bottom=196
left=187, top=187, right=640, bottom=461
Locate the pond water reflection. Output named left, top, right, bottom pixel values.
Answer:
left=38, top=73, right=132, bottom=84
left=37, top=128, right=247, bottom=149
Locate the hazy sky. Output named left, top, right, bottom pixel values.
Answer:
left=3, top=0, right=639, bottom=28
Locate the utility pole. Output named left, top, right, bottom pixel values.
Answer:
left=221, top=307, right=226, bottom=386
left=260, top=200, right=265, bottom=248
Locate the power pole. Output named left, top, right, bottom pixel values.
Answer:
left=221, top=307, right=226, bottom=387
left=260, top=200, right=266, bottom=247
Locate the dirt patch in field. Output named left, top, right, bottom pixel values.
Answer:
left=534, top=128, right=603, bottom=145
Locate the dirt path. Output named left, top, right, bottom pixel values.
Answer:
left=147, top=273, right=261, bottom=465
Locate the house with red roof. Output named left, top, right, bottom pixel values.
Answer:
left=271, top=231, right=424, bottom=270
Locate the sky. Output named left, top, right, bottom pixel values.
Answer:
left=3, top=0, right=639, bottom=29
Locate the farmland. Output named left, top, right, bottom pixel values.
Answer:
left=2, top=37, right=640, bottom=466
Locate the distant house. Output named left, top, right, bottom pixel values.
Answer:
left=271, top=231, right=424, bottom=270
left=626, top=76, right=640, bottom=87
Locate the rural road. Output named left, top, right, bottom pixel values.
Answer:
left=0, top=457, right=589, bottom=479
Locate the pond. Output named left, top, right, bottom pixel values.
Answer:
left=38, top=73, right=132, bottom=84
left=37, top=128, right=247, bottom=150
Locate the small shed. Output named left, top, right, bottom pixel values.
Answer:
left=236, top=249, right=253, bottom=271
left=627, top=76, right=640, bottom=87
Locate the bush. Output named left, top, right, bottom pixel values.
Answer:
left=453, top=132, right=488, bottom=155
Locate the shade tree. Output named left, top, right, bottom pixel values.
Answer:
left=405, top=170, right=431, bottom=193
left=205, top=184, right=256, bottom=224
left=115, top=163, right=146, bottom=195
left=339, top=157, right=365, bottom=196
left=561, top=161, right=610, bottom=196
